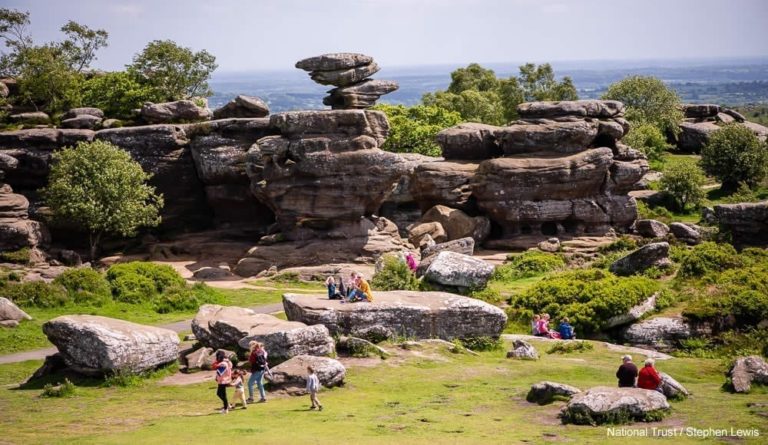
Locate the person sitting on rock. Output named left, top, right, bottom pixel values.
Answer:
left=637, top=358, right=663, bottom=392
left=558, top=317, right=576, bottom=340
left=531, top=314, right=541, bottom=336
left=345, top=272, right=358, bottom=300
left=349, top=274, right=374, bottom=302
left=325, top=276, right=339, bottom=299
left=536, top=313, right=560, bottom=338
left=405, top=251, right=418, bottom=272
left=616, top=355, right=639, bottom=388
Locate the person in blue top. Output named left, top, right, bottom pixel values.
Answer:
left=558, top=317, right=576, bottom=340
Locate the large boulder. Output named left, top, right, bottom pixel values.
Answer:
left=10, top=111, right=50, bottom=125
left=527, top=381, right=581, bottom=404
left=423, top=251, right=495, bottom=290
left=609, top=242, right=671, bottom=276
left=421, top=237, right=475, bottom=260
left=0, top=218, right=49, bottom=251
left=635, top=219, right=669, bottom=238
left=408, top=221, right=447, bottom=247
left=419, top=205, right=491, bottom=243
left=265, top=355, right=346, bottom=395
left=282, top=291, right=507, bottom=340
left=191, top=305, right=335, bottom=360
left=496, top=120, right=599, bottom=155
left=324, top=79, right=399, bottom=110
left=621, top=317, right=691, bottom=351
left=681, top=104, right=720, bottom=119
left=140, top=100, right=212, bottom=124
left=659, top=372, right=689, bottom=399
left=561, top=386, right=670, bottom=425
left=506, top=339, right=539, bottom=360
left=307, top=63, right=380, bottom=87
left=42, top=315, right=179, bottom=376
left=63, top=107, right=104, bottom=120
left=677, top=121, right=720, bottom=152
left=213, top=95, right=269, bottom=119
left=295, top=53, right=373, bottom=71
left=714, top=201, right=768, bottom=247
left=61, top=114, right=102, bottom=130
left=410, top=161, right=479, bottom=213
left=0, top=297, right=32, bottom=328
left=517, top=100, right=625, bottom=119
left=436, top=123, right=501, bottom=160
left=603, top=292, right=658, bottom=329
left=729, top=355, right=768, bottom=393
left=669, top=222, right=701, bottom=245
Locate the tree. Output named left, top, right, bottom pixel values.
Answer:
left=80, top=71, right=160, bottom=119
left=623, top=123, right=668, bottom=162
left=518, top=63, right=578, bottom=102
left=700, top=124, right=768, bottom=191
left=0, top=8, right=32, bottom=77
left=59, top=21, right=108, bottom=73
left=372, top=104, right=463, bottom=157
left=422, top=89, right=504, bottom=126
left=16, top=44, right=82, bottom=112
left=42, top=140, right=163, bottom=260
left=660, top=160, right=706, bottom=211
left=127, top=40, right=217, bottom=100
left=602, top=76, right=683, bottom=135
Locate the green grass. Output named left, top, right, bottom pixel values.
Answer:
left=0, top=288, right=285, bottom=355
left=0, top=340, right=766, bottom=444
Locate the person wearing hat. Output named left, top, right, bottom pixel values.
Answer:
left=637, top=358, right=663, bottom=392
left=616, top=355, right=638, bottom=388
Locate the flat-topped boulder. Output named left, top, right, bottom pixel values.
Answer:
left=282, top=291, right=507, bottom=340
left=42, top=315, right=179, bottom=376
left=191, top=304, right=335, bottom=360
left=620, top=316, right=691, bottom=351
left=140, top=100, right=212, bottom=124
left=436, top=123, right=501, bottom=160
left=496, top=120, right=599, bottom=155
left=296, top=53, right=373, bottom=71
left=527, top=381, right=581, bottom=405
left=610, top=242, right=671, bottom=276
left=681, top=103, right=720, bottom=118
left=517, top=100, right=625, bottom=119
left=423, top=251, right=495, bottom=290
left=561, top=386, right=670, bottom=425
left=265, top=355, right=346, bottom=395
left=324, top=79, right=399, bottom=109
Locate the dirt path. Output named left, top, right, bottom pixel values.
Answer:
left=0, top=302, right=285, bottom=366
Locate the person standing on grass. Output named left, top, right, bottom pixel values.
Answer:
left=230, top=369, right=248, bottom=409
left=306, top=366, right=323, bottom=411
left=212, top=350, right=232, bottom=414
left=637, top=358, right=663, bottom=392
left=616, top=355, right=639, bottom=388
left=247, top=341, right=269, bottom=403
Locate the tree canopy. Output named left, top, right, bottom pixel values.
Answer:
left=700, top=124, right=768, bottom=191
left=602, top=75, right=683, bottom=135
left=372, top=104, right=462, bottom=157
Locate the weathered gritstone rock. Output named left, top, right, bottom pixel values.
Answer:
left=714, top=201, right=768, bottom=247
left=506, top=339, right=539, bottom=360
left=678, top=121, right=720, bottom=152
left=0, top=297, right=32, bottom=325
left=423, top=251, right=495, bottom=290
left=213, top=95, right=269, bottom=119
left=621, top=317, right=691, bottom=351
left=669, top=222, right=701, bottom=245
left=635, top=219, right=670, bottom=238
left=609, top=242, right=671, bottom=276
left=324, top=79, right=399, bottom=109
left=729, top=355, right=768, bottom=393
left=410, top=161, right=479, bottom=213
left=496, top=121, right=600, bottom=155
left=419, top=205, right=490, bottom=243
left=436, top=123, right=502, bottom=160
left=408, top=221, right=447, bottom=247
left=10, top=111, right=50, bottom=125
left=140, top=100, right=212, bottom=124
left=191, top=304, right=335, bottom=360
left=63, top=107, right=104, bottom=120
left=265, top=355, right=346, bottom=395
left=296, top=53, right=373, bottom=71
left=517, top=100, right=625, bottom=119
left=561, top=386, right=669, bottom=425
left=603, top=292, right=658, bottom=329
left=283, top=291, right=507, bottom=340
left=421, top=237, right=475, bottom=260
left=527, top=381, right=581, bottom=404
left=0, top=177, right=50, bottom=250
left=682, top=104, right=721, bottom=119
left=61, top=114, right=102, bottom=130
left=676, top=104, right=768, bottom=152
left=659, top=372, right=689, bottom=399
left=42, top=315, right=179, bottom=376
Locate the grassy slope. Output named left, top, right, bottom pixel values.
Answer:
left=0, top=340, right=766, bottom=445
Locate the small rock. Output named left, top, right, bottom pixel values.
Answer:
left=423, top=251, right=495, bottom=290
left=527, top=381, right=581, bottom=405
left=669, top=222, right=701, bottom=245
left=506, top=340, right=539, bottom=360
left=0, top=297, right=32, bottom=323
left=729, top=355, right=768, bottom=393
left=609, top=242, right=671, bottom=276
left=538, top=237, right=560, bottom=253
left=635, top=219, right=670, bottom=238
left=265, top=355, right=346, bottom=395
left=659, top=372, right=689, bottom=399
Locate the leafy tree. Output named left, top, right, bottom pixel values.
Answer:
left=16, top=44, right=82, bottom=112
left=660, top=159, right=706, bottom=211
left=80, top=71, right=160, bottom=119
left=42, top=140, right=163, bottom=260
left=372, top=104, right=462, bottom=156
left=0, top=8, right=32, bottom=77
left=700, top=124, right=768, bottom=191
left=623, top=123, right=667, bottom=162
left=518, top=63, right=578, bottom=102
left=422, top=89, right=504, bottom=126
left=59, top=21, right=108, bottom=73
left=127, top=40, right=217, bottom=100
left=602, top=75, right=683, bottom=135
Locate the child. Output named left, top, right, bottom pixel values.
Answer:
left=306, top=366, right=322, bottom=411
left=212, top=350, right=232, bottom=414
left=558, top=317, right=576, bottom=340
left=532, top=314, right=541, bottom=336
left=325, top=276, right=338, bottom=299
left=230, top=369, right=248, bottom=409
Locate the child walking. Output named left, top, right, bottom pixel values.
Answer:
left=306, top=366, right=322, bottom=411
left=230, top=369, right=248, bottom=410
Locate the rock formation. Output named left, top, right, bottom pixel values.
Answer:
left=506, top=339, right=539, bottom=360
left=282, top=291, right=507, bottom=340
left=422, top=251, right=495, bottom=290
left=609, top=242, right=671, bottom=276
left=620, top=316, right=691, bottom=351
left=561, top=386, right=670, bottom=425
left=0, top=296, right=32, bottom=328
left=527, top=381, right=581, bottom=404
left=714, top=201, right=768, bottom=247
left=140, top=100, right=212, bottom=124
left=677, top=104, right=768, bottom=152
left=729, top=355, right=768, bottom=393
left=0, top=153, right=49, bottom=252
left=213, top=95, right=269, bottom=119
left=265, top=355, right=346, bottom=395
left=295, top=53, right=398, bottom=109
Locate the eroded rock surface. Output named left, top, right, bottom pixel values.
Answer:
left=562, top=386, right=670, bottom=424
left=265, top=354, right=346, bottom=395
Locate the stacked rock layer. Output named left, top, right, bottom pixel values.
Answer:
left=295, top=53, right=398, bottom=109
left=677, top=103, right=768, bottom=152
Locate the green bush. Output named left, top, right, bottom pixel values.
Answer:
left=636, top=201, right=674, bottom=224
left=41, top=378, right=76, bottom=398
left=457, top=336, right=503, bottom=352
left=493, top=251, right=565, bottom=282
left=371, top=256, right=420, bottom=291
left=700, top=124, right=768, bottom=191
left=598, top=236, right=638, bottom=253
left=508, top=269, right=659, bottom=334
left=80, top=71, right=160, bottom=119
left=153, top=283, right=223, bottom=314
left=676, top=242, right=740, bottom=279
left=683, top=266, right=768, bottom=327
left=0, top=247, right=31, bottom=264
left=660, top=159, right=706, bottom=211
left=53, top=267, right=111, bottom=306
left=4, top=281, right=69, bottom=308
left=546, top=341, right=594, bottom=354
left=623, top=123, right=667, bottom=162
left=372, top=104, right=463, bottom=157
left=106, top=262, right=186, bottom=302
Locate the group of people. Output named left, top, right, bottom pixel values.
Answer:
left=531, top=314, right=575, bottom=340
left=616, top=355, right=665, bottom=392
left=210, top=341, right=323, bottom=414
left=325, top=272, right=374, bottom=303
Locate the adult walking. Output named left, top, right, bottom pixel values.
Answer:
left=212, top=350, right=233, bottom=414
left=616, top=354, right=638, bottom=388
left=247, top=341, right=269, bottom=403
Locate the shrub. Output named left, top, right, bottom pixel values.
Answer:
left=700, top=124, right=768, bottom=191
left=5, top=281, right=69, bottom=308
left=660, top=160, right=706, bottom=211
left=508, top=269, right=659, bottom=334
left=0, top=247, right=31, bottom=264
left=546, top=341, right=594, bottom=354
left=676, top=242, right=740, bottom=279
left=80, top=71, right=160, bottom=119
left=457, top=336, right=503, bottom=352
left=371, top=256, right=420, bottom=291
left=106, top=262, right=186, bottom=302
left=636, top=201, right=673, bottom=224
left=372, top=104, right=463, bottom=157
left=723, top=182, right=759, bottom=204
left=598, top=236, right=637, bottom=253
left=269, top=272, right=301, bottom=284
left=41, top=378, right=76, bottom=398
left=152, top=283, right=223, bottom=314
left=683, top=266, right=768, bottom=327
left=623, top=123, right=667, bottom=162
left=53, top=267, right=111, bottom=306
left=493, top=251, right=565, bottom=282
left=602, top=75, right=683, bottom=135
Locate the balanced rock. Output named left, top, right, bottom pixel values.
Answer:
left=527, top=381, right=581, bottom=404
left=423, top=251, right=495, bottom=290
left=140, top=100, right=212, bottom=124
left=213, top=95, right=269, bottom=119
left=609, top=242, right=671, bottom=276
left=282, top=291, right=507, bottom=340
left=191, top=305, right=335, bottom=360
left=42, top=315, right=179, bottom=376
left=729, top=355, right=768, bottom=393
left=324, top=79, right=399, bottom=110
left=561, top=386, right=669, bottom=425
left=309, top=62, right=380, bottom=87
left=635, top=219, right=669, bottom=238
left=714, top=201, right=768, bottom=247
left=506, top=339, right=539, bottom=360
left=296, top=53, right=373, bottom=71
left=265, top=355, right=346, bottom=395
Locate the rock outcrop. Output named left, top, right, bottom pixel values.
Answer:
left=729, top=355, right=768, bottom=393
left=213, top=95, right=269, bottom=119
left=295, top=53, right=397, bottom=109
left=635, top=219, right=669, bottom=238
left=620, top=317, right=691, bottom=351
left=0, top=154, right=49, bottom=251
left=42, top=315, right=179, bottom=376
left=282, top=291, right=507, bottom=340
left=714, top=201, right=768, bottom=247
left=669, top=222, right=701, bottom=245
left=140, top=100, right=212, bottom=124
left=561, top=386, right=670, bottom=425
left=677, top=104, right=768, bottom=152
left=418, top=205, right=491, bottom=243
left=0, top=297, right=32, bottom=328
left=265, top=355, right=346, bottom=395
left=609, top=242, right=671, bottom=276
left=422, top=251, right=494, bottom=290
left=527, top=381, right=581, bottom=404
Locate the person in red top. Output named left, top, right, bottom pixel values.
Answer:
left=637, top=358, right=663, bottom=392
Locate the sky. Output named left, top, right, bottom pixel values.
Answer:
left=1, top=0, right=767, bottom=73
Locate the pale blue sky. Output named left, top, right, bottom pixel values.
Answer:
left=1, top=0, right=767, bottom=72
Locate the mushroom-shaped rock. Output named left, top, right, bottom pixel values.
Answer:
left=561, top=386, right=670, bottom=425
left=282, top=291, right=507, bottom=340
left=527, top=381, right=581, bottom=405
left=423, top=251, right=495, bottom=290
left=296, top=53, right=374, bottom=71
left=265, top=355, right=346, bottom=395
left=42, top=315, right=179, bottom=376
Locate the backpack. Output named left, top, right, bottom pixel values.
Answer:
left=560, top=324, right=574, bottom=339
left=252, top=352, right=268, bottom=371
